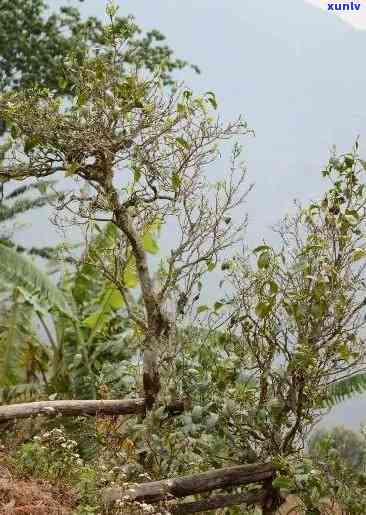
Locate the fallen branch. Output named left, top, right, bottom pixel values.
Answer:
left=0, top=398, right=187, bottom=422
left=0, top=399, right=145, bottom=422
left=169, top=489, right=267, bottom=513
left=104, top=462, right=275, bottom=505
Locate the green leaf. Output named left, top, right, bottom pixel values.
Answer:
left=24, top=137, right=39, bottom=154
left=82, top=284, right=124, bottom=332
left=268, top=280, right=278, bottom=295
left=65, top=161, right=80, bottom=177
left=272, top=476, right=292, bottom=490
left=10, top=125, right=18, bottom=139
left=82, top=310, right=103, bottom=329
left=344, top=155, right=354, bottom=168
left=214, top=301, right=224, bottom=312
left=133, top=168, right=141, bottom=182
left=257, top=252, right=270, bottom=269
left=182, top=90, right=192, bottom=100
left=255, top=301, right=272, bottom=319
left=310, top=301, right=326, bottom=318
left=352, top=248, right=366, bottom=262
left=176, top=137, right=190, bottom=149
left=338, top=343, right=351, bottom=361
left=197, top=305, right=208, bottom=314
left=142, top=233, right=159, bottom=254
left=171, top=173, right=181, bottom=191
left=108, top=287, right=124, bottom=310
left=205, top=91, right=218, bottom=109
left=206, top=260, right=216, bottom=272
left=345, top=208, right=359, bottom=220
left=106, top=0, right=119, bottom=17
left=177, top=103, right=187, bottom=115
left=253, top=245, right=271, bottom=254
left=191, top=405, right=203, bottom=422
left=76, top=92, right=88, bottom=107
left=221, top=261, right=231, bottom=271
left=133, top=99, right=144, bottom=109
left=344, top=214, right=358, bottom=226
left=123, top=258, right=139, bottom=288
left=140, top=217, right=162, bottom=255
left=72, top=224, right=118, bottom=305
left=58, top=78, right=68, bottom=91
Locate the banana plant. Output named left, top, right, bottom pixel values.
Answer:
left=0, top=212, right=163, bottom=401
left=0, top=241, right=73, bottom=398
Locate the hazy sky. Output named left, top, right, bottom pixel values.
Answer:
left=38, top=0, right=366, bottom=429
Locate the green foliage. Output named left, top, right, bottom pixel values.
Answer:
left=0, top=220, right=142, bottom=401
left=14, top=425, right=98, bottom=512
left=309, top=426, right=366, bottom=471
left=0, top=0, right=198, bottom=95
left=17, top=427, right=84, bottom=482
left=305, top=426, right=366, bottom=514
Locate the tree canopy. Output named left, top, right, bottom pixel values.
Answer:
left=0, top=0, right=199, bottom=93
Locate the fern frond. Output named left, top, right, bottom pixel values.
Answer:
left=0, top=243, right=75, bottom=318
left=5, top=181, right=56, bottom=200
left=0, top=194, right=58, bottom=223
left=0, top=239, right=75, bottom=262
left=325, top=373, right=366, bottom=407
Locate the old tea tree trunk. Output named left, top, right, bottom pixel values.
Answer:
left=0, top=51, right=249, bottom=415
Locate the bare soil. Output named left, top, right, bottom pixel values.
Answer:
left=0, top=462, right=76, bottom=515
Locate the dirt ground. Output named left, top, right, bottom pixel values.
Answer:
left=0, top=463, right=76, bottom=515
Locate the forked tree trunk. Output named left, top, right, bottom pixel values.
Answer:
left=115, top=207, right=168, bottom=409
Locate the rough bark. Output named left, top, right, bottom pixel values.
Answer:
left=0, top=398, right=187, bottom=422
left=142, top=347, right=161, bottom=409
left=261, top=479, right=285, bottom=515
left=115, top=207, right=168, bottom=408
left=104, top=463, right=275, bottom=505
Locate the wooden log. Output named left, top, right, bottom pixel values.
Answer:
left=0, top=398, right=187, bottom=423
left=104, top=463, right=275, bottom=505
left=169, top=489, right=267, bottom=513
left=0, top=399, right=146, bottom=422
